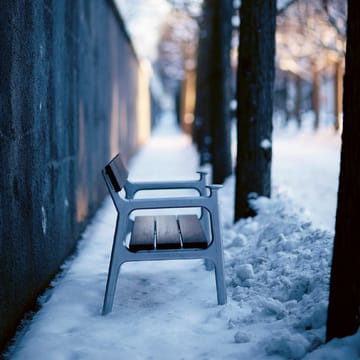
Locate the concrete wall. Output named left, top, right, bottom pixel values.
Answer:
left=0, top=0, right=150, bottom=349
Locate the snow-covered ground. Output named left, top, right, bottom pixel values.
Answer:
left=272, top=117, right=341, bottom=231
left=5, top=112, right=360, bottom=360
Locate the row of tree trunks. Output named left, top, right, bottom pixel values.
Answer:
left=194, top=0, right=358, bottom=342
left=277, top=64, right=343, bottom=131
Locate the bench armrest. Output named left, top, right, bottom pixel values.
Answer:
left=121, top=185, right=221, bottom=214
left=125, top=171, right=208, bottom=198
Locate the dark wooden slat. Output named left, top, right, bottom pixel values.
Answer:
left=129, top=216, right=155, bottom=252
left=106, top=153, right=129, bottom=192
left=178, top=215, right=208, bottom=249
left=156, top=216, right=181, bottom=249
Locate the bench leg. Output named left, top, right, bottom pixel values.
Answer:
left=102, top=218, right=126, bottom=315
left=102, top=259, right=122, bottom=315
left=214, top=260, right=227, bottom=305
left=204, top=258, right=214, bottom=271
left=210, top=206, right=227, bottom=305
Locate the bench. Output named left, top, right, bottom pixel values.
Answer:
left=101, top=153, right=227, bottom=315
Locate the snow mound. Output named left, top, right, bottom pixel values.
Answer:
left=220, top=176, right=335, bottom=357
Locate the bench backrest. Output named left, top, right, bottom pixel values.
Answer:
left=104, top=153, right=129, bottom=192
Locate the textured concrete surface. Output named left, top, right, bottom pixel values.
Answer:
left=0, top=0, right=147, bottom=349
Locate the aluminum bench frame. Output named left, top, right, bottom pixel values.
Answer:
left=101, top=153, right=227, bottom=315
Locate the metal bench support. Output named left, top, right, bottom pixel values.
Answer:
left=102, top=153, right=227, bottom=315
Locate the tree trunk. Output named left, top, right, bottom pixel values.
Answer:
left=295, top=74, right=302, bottom=128
left=209, top=0, right=233, bottom=184
left=234, top=0, right=276, bottom=221
left=194, top=0, right=233, bottom=180
left=284, top=72, right=291, bottom=125
left=326, top=0, right=360, bottom=341
left=334, top=60, right=343, bottom=132
left=312, top=64, right=321, bottom=130
left=193, top=1, right=213, bottom=165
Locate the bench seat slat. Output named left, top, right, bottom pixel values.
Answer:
left=129, top=216, right=155, bottom=252
left=156, top=216, right=181, bottom=249
left=178, top=215, right=208, bottom=249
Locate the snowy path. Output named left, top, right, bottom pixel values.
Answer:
left=272, top=126, right=341, bottom=231
left=6, top=113, right=359, bottom=360
left=8, top=113, right=243, bottom=359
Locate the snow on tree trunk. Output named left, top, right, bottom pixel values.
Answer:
left=326, top=0, right=360, bottom=341
left=234, top=0, right=276, bottom=221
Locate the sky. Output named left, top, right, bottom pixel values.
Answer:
left=4, top=111, right=360, bottom=360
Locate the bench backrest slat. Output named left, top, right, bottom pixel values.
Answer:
left=105, top=153, right=129, bottom=192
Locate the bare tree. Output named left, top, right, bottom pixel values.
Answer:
left=156, top=10, right=198, bottom=95
left=276, top=0, right=346, bottom=130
